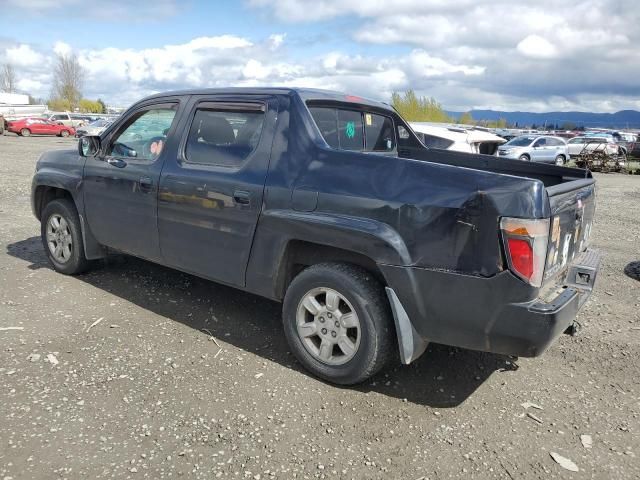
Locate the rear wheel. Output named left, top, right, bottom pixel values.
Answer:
left=60, top=130, right=70, bottom=137
left=555, top=154, right=566, bottom=166
left=41, top=199, right=90, bottom=275
left=21, top=128, right=31, bottom=137
left=283, top=263, right=396, bottom=385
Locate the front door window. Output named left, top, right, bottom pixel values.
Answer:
left=108, top=106, right=177, bottom=162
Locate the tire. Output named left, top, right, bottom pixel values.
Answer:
left=60, top=130, right=70, bottom=137
left=554, top=155, right=566, bottom=166
left=21, top=128, right=31, bottom=137
left=518, top=154, right=530, bottom=161
left=41, top=199, right=91, bottom=275
left=282, top=263, right=396, bottom=385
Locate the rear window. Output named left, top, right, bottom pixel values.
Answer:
left=418, top=133, right=454, bottom=150
left=308, top=106, right=396, bottom=153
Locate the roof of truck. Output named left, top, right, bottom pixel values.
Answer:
left=142, top=87, right=392, bottom=111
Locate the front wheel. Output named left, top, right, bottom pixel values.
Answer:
left=555, top=154, right=566, bottom=166
left=41, top=199, right=91, bottom=275
left=518, top=154, right=530, bottom=161
left=282, top=263, right=396, bottom=385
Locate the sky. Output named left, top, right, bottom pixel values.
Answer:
left=0, top=0, right=638, bottom=112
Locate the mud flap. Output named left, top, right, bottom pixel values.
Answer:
left=385, top=287, right=429, bottom=364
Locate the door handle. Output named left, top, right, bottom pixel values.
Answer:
left=233, top=190, right=251, bottom=205
left=107, top=157, right=127, bottom=168
left=139, top=176, right=153, bottom=191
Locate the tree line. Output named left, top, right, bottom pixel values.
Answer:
left=1, top=55, right=107, bottom=114
left=391, top=90, right=509, bottom=128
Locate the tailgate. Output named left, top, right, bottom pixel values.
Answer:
left=543, top=178, right=596, bottom=284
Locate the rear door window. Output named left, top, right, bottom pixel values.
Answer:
left=184, top=104, right=265, bottom=168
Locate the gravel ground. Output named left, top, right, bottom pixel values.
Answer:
left=1, top=134, right=639, bottom=480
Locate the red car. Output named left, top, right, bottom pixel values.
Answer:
left=7, top=117, right=75, bottom=137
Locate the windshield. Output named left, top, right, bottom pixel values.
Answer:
left=506, top=136, right=536, bottom=147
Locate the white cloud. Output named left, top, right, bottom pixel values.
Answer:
left=53, top=41, right=72, bottom=57
left=516, top=35, right=558, bottom=59
left=6, top=44, right=44, bottom=67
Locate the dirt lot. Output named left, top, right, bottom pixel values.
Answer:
left=1, top=134, right=639, bottom=480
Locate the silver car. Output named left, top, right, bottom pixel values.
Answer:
left=74, top=118, right=113, bottom=138
left=498, top=135, right=569, bottom=165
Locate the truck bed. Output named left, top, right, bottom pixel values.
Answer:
left=402, top=147, right=591, bottom=188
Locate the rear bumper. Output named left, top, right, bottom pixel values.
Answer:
left=382, top=248, right=601, bottom=362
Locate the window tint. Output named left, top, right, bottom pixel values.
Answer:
left=308, top=107, right=339, bottom=148
left=308, top=106, right=395, bottom=152
left=185, top=107, right=265, bottom=167
left=364, top=113, right=395, bottom=152
left=533, top=138, right=546, bottom=147
left=109, top=106, right=177, bottom=161
left=52, top=114, right=68, bottom=120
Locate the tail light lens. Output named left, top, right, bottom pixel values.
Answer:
left=500, top=217, right=549, bottom=287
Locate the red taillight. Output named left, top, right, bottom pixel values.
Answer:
left=501, top=217, right=550, bottom=287
left=506, top=237, right=533, bottom=281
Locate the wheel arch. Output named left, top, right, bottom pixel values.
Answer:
left=273, top=240, right=386, bottom=300
left=33, top=185, right=73, bottom=221
left=33, top=183, right=106, bottom=260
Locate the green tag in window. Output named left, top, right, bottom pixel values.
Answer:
left=345, top=121, right=356, bottom=139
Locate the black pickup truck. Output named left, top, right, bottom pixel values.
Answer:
left=31, top=88, right=600, bottom=384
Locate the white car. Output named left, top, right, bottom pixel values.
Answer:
left=43, top=112, right=86, bottom=128
left=567, top=136, right=620, bottom=158
left=409, top=123, right=506, bottom=155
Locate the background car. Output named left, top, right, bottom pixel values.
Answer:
left=410, top=123, right=506, bottom=155
left=498, top=135, right=568, bottom=165
left=75, top=118, right=114, bottom=137
left=42, top=112, right=85, bottom=128
left=7, top=117, right=75, bottom=137
left=567, top=136, right=621, bottom=158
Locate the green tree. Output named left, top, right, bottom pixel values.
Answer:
left=458, top=111, right=475, bottom=125
left=97, top=98, right=107, bottom=113
left=47, top=97, right=72, bottom=111
left=391, top=90, right=452, bottom=123
left=496, top=118, right=507, bottom=128
left=79, top=98, right=103, bottom=113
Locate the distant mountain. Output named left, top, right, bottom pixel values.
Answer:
left=446, top=109, right=640, bottom=129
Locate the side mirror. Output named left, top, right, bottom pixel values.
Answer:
left=79, top=136, right=101, bottom=157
